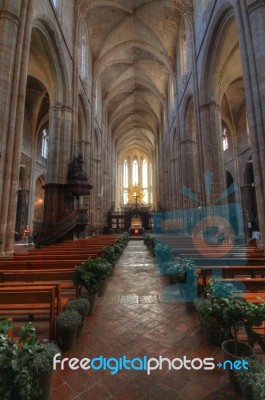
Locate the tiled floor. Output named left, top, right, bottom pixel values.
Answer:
left=51, top=240, right=242, bottom=400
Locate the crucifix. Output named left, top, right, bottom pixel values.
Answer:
left=133, top=193, right=140, bottom=208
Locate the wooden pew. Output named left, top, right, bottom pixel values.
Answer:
left=0, top=287, right=56, bottom=339
left=0, top=282, right=69, bottom=314
left=0, top=260, right=85, bottom=271
left=198, top=265, right=265, bottom=287
left=0, top=269, right=76, bottom=296
left=222, top=277, right=265, bottom=292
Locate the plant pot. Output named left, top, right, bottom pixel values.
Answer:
left=85, top=292, right=98, bottom=315
left=98, top=278, right=108, bottom=297
left=222, top=340, right=255, bottom=393
left=57, top=328, right=77, bottom=351
left=37, top=371, right=54, bottom=400
left=76, top=319, right=86, bottom=338
left=200, top=317, right=226, bottom=346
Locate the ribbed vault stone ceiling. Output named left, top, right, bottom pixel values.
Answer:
left=81, top=0, right=186, bottom=159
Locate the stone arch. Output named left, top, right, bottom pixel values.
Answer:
left=30, top=15, right=71, bottom=104
left=199, top=2, right=236, bottom=104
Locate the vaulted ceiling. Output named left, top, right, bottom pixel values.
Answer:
left=81, top=0, right=186, bottom=160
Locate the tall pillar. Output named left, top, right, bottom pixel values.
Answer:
left=199, top=101, right=226, bottom=203
left=59, top=105, right=73, bottom=182
left=0, top=0, right=33, bottom=254
left=47, top=103, right=62, bottom=183
left=234, top=0, right=265, bottom=246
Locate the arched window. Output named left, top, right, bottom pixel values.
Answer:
left=142, top=159, right=148, bottom=187
left=132, top=160, right=138, bottom=185
left=142, top=159, right=148, bottom=203
left=123, top=160, right=128, bottom=204
left=41, top=128, right=48, bottom=159
left=223, top=128, right=228, bottom=151
left=81, top=35, right=86, bottom=79
left=123, top=160, right=128, bottom=188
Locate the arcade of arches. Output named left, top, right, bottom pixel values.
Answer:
left=1, top=0, right=265, bottom=254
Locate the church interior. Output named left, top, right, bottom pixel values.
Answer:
left=1, top=0, right=265, bottom=399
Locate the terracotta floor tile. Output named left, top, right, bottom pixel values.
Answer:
left=51, top=383, right=76, bottom=400
left=79, top=383, right=111, bottom=400
left=62, top=369, right=97, bottom=395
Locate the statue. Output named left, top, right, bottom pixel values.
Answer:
left=67, top=152, right=91, bottom=183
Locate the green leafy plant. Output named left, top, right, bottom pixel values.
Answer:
left=155, top=243, right=174, bottom=263
left=206, top=278, right=237, bottom=298
left=0, top=317, right=13, bottom=334
left=81, top=257, right=112, bottom=280
left=0, top=322, right=48, bottom=400
left=177, top=258, right=198, bottom=303
left=165, top=260, right=186, bottom=283
left=221, top=297, right=247, bottom=342
left=236, top=359, right=265, bottom=400
left=65, top=298, right=90, bottom=319
left=194, top=297, right=228, bottom=345
left=56, top=311, right=82, bottom=333
left=102, top=245, right=118, bottom=263
left=74, top=265, right=99, bottom=294
left=113, top=242, right=123, bottom=256
left=143, top=233, right=155, bottom=250
left=194, top=297, right=225, bottom=324
left=31, top=342, right=60, bottom=375
left=243, top=301, right=265, bottom=351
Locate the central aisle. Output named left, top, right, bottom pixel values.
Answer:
left=52, top=240, right=240, bottom=400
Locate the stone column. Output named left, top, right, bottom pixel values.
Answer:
left=0, top=0, right=33, bottom=254
left=179, top=139, right=198, bottom=235
left=234, top=0, right=265, bottom=246
left=47, top=103, right=62, bottom=183
left=199, top=101, right=226, bottom=203
left=241, top=184, right=258, bottom=238
left=59, top=105, right=73, bottom=182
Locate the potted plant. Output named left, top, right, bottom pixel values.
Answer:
left=143, top=233, right=155, bottom=253
left=178, top=258, right=198, bottom=309
left=102, top=245, right=118, bottom=267
left=65, top=298, right=90, bottom=337
left=165, top=260, right=186, bottom=284
left=195, top=279, right=238, bottom=345
left=236, top=359, right=265, bottom=400
left=81, top=257, right=112, bottom=297
left=221, top=297, right=256, bottom=392
left=194, top=297, right=227, bottom=346
left=0, top=322, right=47, bottom=400
left=113, top=242, right=124, bottom=257
left=31, top=341, right=60, bottom=400
left=56, top=310, right=81, bottom=351
left=74, top=266, right=99, bottom=314
left=154, top=242, right=174, bottom=274
left=244, top=301, right=265, bottom=352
